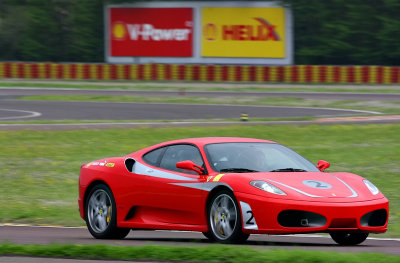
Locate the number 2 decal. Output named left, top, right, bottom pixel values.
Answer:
left=246, top=211, right=255, bottom=225
left=310, top=181, right=324, bottom=188
left=303, top=180, right=332, bottom=189
left=240, top=201, right=258, bottom=230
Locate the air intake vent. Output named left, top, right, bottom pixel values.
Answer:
left=124, top=207, right=136, bottom=221
left=361, top=209, right=388, bottom=227
left=278, top=210, right=327, bottom=228
left=125, top=158, right=136, bottom=172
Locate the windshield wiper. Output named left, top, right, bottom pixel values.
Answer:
left=220, top=168, right=259, bottom=173
left=269, top=168, right=307, bottom=172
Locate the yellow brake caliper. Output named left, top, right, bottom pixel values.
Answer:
left=219, top=214, right=226, bottom=235
left=106, top=206, right=112, bottom=224
left=215, top=211, right=224, bottom=235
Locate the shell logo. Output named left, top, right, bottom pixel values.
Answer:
left=203, top=23, right=218, bottom=41
left=112, top=22, right=127, bottom=40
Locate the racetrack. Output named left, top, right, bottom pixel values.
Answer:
left=0, top=100, right=375, bottom=121
left=1, top=85, right=400, bottom=260
left=1, top=225, right=399, bottom=255
left=0, top=87, right=382, bottom=122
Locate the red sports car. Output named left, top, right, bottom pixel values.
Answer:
left=78, top=137, right=389, bottom=245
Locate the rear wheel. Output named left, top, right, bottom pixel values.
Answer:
left=85, top=184, right=130, bottom=239
left=329, top=232, right=369, bottom=245
left=205, top=190, right=249, bottom=244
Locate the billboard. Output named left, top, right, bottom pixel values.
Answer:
left=106, top=2, right=293, bottom=65
left=201, top=7, right=285, bottom=58
left=109, top=7, right=193, bottom=57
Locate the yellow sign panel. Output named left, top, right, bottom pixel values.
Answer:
left=202, top=7, right=285, bottom=58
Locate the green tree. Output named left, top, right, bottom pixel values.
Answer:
left=0, top=0, right=399, bottom=65
left=282, top=0, right=400, bottom=65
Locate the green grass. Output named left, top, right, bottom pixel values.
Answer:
left=0, top=243, right=399, bottom=262
left=0, top=124, right=399, bottom=237
left=0, top=116, right=316, bottom=125
left=2, top=80, right=400, bottom=93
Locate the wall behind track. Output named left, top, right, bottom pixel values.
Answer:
left=0, top=62, right=399, bottom=84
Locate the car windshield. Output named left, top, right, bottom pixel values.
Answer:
left=204, top=142, right=319, bottom=173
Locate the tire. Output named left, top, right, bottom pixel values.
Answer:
left=329, top=232, right=369, bottom=245
left=205, top=190, right=249, bottom=244
left=85, top=184, right=130, bottom=239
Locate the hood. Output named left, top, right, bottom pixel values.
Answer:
left=228, top=172, right=384, bottom=202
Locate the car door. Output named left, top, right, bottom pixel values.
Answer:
left=124, top=144, right=208, bottom=226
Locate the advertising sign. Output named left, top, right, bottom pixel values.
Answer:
left=109, top=8, right=193, bottom=57
left=106, top=2, right=293, bottom=65
left=201, top=7, right=285, bottom=58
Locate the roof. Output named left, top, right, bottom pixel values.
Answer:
left=128, top=137, right=277, bottom=157
left=155, top=137, right=276, bottom=147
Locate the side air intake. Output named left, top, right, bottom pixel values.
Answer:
left=125, top=158, right=136, bottom=172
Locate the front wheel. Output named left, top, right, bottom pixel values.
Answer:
left=85, top=184, right=130, bottom=239
left=329, top=232, right=369, bottom=245
left=205, top=190, right=249, bottom=243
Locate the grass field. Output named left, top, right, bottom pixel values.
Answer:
left=1, top=80, right=400, bottom=93
left=0, top=124, right=399, bottom=237
left=1, top=243, right=399, bottom=262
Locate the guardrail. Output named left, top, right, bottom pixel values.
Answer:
left=0, top=62, right=399, bottom=84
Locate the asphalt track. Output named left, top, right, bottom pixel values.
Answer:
left=0, top=88, right=383, bottom=123
left=1, top=225, right=399, bottom=256
left=0, top=100, right=377, bottom=121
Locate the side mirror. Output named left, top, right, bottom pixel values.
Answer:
left=317, top=160, right=330, bottom=171
left=176, top=160, right=204, bottom=175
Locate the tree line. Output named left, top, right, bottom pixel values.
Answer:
left=0, top=0, right=399, bottom=65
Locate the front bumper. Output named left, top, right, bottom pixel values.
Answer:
left=236, top=192, right=389, bottom=234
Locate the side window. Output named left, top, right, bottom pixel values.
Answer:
left=159, top=144, right=204, bottom=173
left=143, top=147, right=165, bottom=166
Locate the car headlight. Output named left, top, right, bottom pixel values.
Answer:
left=363, top=180, right=380, bottom=195
left=250, top=181, right=287, bottom=195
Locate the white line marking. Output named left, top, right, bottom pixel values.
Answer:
left=50, top=100, right=381, bottom=115
left=0, top=108, right=42, bottom=120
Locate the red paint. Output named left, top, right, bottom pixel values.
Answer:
left=347, top=66, right=354, bottom=83
left=319, top=66, right=326, bottom=83
left=221, top=65, right=229, bottom=81
left=362, top=66, right=369, bottom=83
left=31, top=63, right=39, bottom=78
left=291, top=66, right=298, bottom=82
left=192, top=65, right=200, bottom=81
left=305, top=65, right=312, bottom=83
left=207, top=65, right=214, bottom=81
left=263, top=66, right=270, bottom=82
